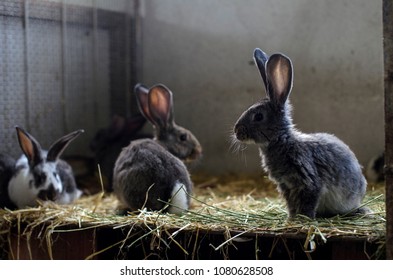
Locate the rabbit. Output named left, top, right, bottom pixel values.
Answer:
left=89, top=113, right=151, bottom=191
left=113, top=83, right=202, bottom=214
left=0, top=153, right=17, bottom=209
left=7, top=126, right=84, bottom=209
left=233, top=48, right=368, bottom=219
left=366, top=152, right=385, bottom=183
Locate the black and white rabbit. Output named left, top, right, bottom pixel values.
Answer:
left=113, top=84, right=202, bottom=214
left=90, top=113, right=151, bottom=191
left=7, top=126, right=84, bottom=208
left=0, top=153, right=16, bottom=209
left=233, top=48, right=368, bottom=219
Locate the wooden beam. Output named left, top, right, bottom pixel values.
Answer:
left=383, top=0, right=393, bottom=260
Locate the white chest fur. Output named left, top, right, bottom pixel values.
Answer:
left=8, top=155, right=63, bottom=208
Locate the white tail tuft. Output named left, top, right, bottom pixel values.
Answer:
left=168, top=182, right=188, bottom=215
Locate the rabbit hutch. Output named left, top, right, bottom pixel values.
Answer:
left=0, top=0, right=391, bottom=260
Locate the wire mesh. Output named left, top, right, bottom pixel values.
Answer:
left=0, top=0, right=138, bottom=157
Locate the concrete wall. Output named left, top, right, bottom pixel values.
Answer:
left=140, top=0, right=384, bottom=174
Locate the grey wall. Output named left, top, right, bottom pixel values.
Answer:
left=141, top=0, right=384, bottom=174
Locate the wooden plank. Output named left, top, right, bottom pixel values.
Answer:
left=94, top=227, right=380, bottom=260
left=383, top=0, right=393, bottom=260
left=8, top=227, right=97, bottom=260
left=2, top=224, right=382, bottom=259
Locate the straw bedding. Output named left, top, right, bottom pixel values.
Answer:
left=0, top=173, right=386, bottom=259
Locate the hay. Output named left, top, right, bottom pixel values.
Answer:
left=0, top=174, right=387, bottom=259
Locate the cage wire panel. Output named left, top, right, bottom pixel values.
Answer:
left=0, top=0, right=138, bottom=158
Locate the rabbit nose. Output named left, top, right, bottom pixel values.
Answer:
left=189, top=144, right=203, bottom=161
left=38, top=184, right=59, bottom=201
left=235, top=125, right=248, bottom=141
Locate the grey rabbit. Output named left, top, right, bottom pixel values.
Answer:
left=233, top=48, right=368, bottom=219
left=90, top=113, right=151, bottom=191
left=0, top=153, right=17, bottom=209
left=7, top=126, right=84, bottom=208
left=113, top=84, right=202, bottom=214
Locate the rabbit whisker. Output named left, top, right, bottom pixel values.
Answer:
left=229, top=134, right=247, bottom=154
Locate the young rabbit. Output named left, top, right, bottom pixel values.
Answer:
left=233, top=48, right=368, bottom=219
left=90, top=113, right=151, bottom=191
left=113, top=84, right=202, bottom=214
left=7, top=126, right=84, bottom=208
left=0, top=153, right=17, bottom=209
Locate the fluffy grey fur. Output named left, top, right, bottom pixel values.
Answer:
left=113, top=139, right=192, bottom=212
left=89, top=113, right=151, bottom=191
left=113, top=84, right=202, bottom=214
left=233, top=48, right=367, bottom=219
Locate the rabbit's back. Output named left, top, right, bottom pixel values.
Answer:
left=113, top=139, right=192, bottom=213
left=310, top=133, right=366, bottom=215
left=263, top=131, right=366, bottom=216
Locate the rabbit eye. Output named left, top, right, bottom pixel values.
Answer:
left=180, top=134, right=188, bottom=141
left=253, top=113, right=264, bottom=122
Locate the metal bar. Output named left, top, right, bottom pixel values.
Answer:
left=124, top=0, right=132, bottom=118
left=61, top=0, right=69, bottom=133
left=134, top=0, right=143, bottom=83
left=383, top=0, right=393, bottom=260
left=92, top=0, right=99, bottom=128
left=131, top=0, right=143, bottom=114
left=23, top=0, right=30, bottom=130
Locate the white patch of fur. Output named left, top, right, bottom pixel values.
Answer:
left=8, top=168, right=38, bottom=208
left=56, top=188, right=83, bottom=204
left=8, top=155, right=63, bottom=208
left=167, top=182, right=188, bottom=215
left=243, top=139, right=256, bottom=145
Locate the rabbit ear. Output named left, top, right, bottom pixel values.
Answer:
left=148, top=84, right=175, bottom=128
left=266, top=53, right=293, bottom=106
left=109, top=114, right=126, bottom=137
left=47, top=129, right=84, bottom=162
left=15, top=126, right=43, bottom=166
left=135, top=83, right=155, bottom=124
left=253, top=48, right=270, bottom=92
left=125, top=113, right=147, bottom=133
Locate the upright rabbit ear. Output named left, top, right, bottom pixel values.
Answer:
left=47, top=129, right=84, bottom=162
left=253, top=48, right=270, bottom=92
left=15, top=126, right=43, bottom=166
left=125, top=113, right=147, bottom=133
left=108, top=114, right=126, bottom=137
left=266, top=53, right=293, bottom=107
left=148, top=84, right=174, bottom=129
left=135, top=83, right=155, bottom=124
